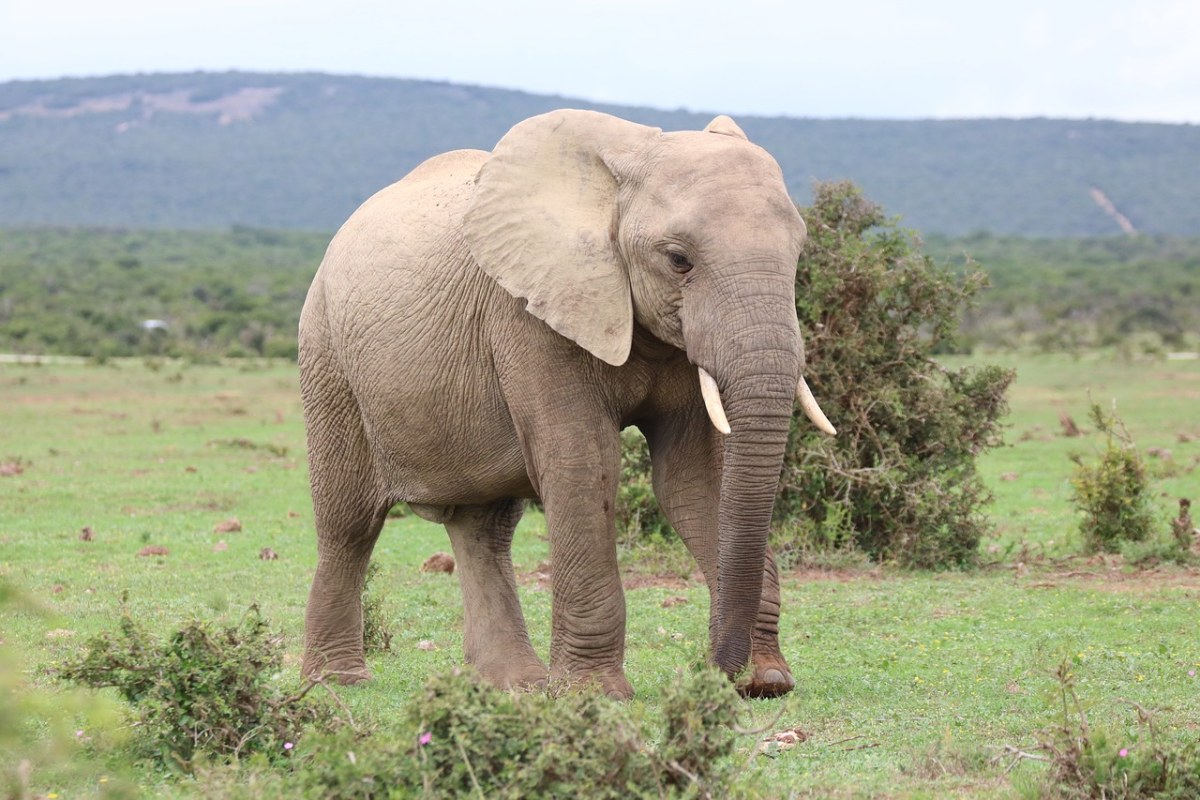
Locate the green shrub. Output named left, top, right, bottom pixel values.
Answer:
left=778, top=182, right=1013, bottom=568
left=613, top=183, right=1012, bottom=569
left=59, top=606, right=338, bottom=770
left=616, top=429, right=673, bottom=547
left=361, top=561, right=394, bottom=654
left=1069, top=403, right=1157, bottom=553
left=293, top=666, right=744, bottom=799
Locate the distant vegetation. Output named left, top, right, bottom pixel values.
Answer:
left=0, top=226, right=326, bottom=359
left=2, top=224, right=1197, bottom=360
left=2, top=71, right=1200, bottom=236
left=927, top=233, right=1200, bottom=352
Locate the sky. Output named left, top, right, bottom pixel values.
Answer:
left=3, top=0, right=1199, bottom=124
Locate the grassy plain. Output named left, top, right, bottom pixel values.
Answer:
left=2, top=353, right=1199, bottom=798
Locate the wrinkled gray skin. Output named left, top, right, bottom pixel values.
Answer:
left=299, top=109, right=817, bottom=699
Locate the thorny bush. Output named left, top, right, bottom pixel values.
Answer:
left=780, top=181, right=1012, bottom=567
left=295, top=666, right=745, bottom=799
left=617, top=182, right=1013, bottom=568
left=58, top=605, right=338, bottom=770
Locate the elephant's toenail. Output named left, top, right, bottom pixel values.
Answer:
left=763, top=668, right=786, bottom=685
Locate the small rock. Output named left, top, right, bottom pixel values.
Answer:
left=259, top=547, right=278, bottom=561
left=137, top=545, right=169, bottom=557
left=417, top=640, right=437, bottom=651
left=0, top=461, right=24, bottom=477
left=421, top=552, right=456, bottom=574
left=79, top=526, right=95, bottom=541
left=214, top=518, right=242, bottom=533
left=758, top=727, right=809, bottom=755
left=185, top=465, right=198, bottom=473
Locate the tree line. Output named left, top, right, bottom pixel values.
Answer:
left=1, top=225, right=1197, bottom=361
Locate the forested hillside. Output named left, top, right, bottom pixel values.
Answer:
left=2, top=72, right=1198, bottom=236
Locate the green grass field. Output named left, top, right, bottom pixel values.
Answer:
left=2, top=353, right=1199, bottom=798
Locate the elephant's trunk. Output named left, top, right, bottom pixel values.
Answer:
left=684, top=265, right=805, bottom=678
left=710, top=373, right=796, bottom=676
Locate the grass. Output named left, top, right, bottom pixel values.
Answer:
left=965, top=352, right=1200, bottom=560
left=2, top=353, right=1199, bottom=798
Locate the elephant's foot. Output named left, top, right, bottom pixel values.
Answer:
left=471, top=655, right=549, bottom=692
left=738, top=652, right=796, bottom=699
left=301, top=652, right=371, bottom=686
left=551, top=665, right=634, bottom=700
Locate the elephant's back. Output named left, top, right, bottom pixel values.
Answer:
left=299, top=148, right=530, bottom=505
left=309, top=149, right=490, bottom=347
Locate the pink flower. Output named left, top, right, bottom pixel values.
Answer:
left=1189, top=670, right=1196, bottom=678
left=1119, top=748, right=1129, bottom=758
left=284, top=742, right=294, bottom=751
left=419, top=732, right=433, bottom=746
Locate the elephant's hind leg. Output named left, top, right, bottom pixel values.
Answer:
left=300, top=364, right=389, bottom=684
left=445, top=499, right=549, bottom=689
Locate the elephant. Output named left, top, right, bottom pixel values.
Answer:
left=297, top=109, right=835, bottom=700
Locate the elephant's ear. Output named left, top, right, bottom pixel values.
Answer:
left=465, top=109, right=660, bottom=367
left=703, top=115, right=748, bottom=140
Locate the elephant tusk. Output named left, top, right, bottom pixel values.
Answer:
left=697, top=368, right=731, bottom=435
left=796, top=377, right=837, bottom=436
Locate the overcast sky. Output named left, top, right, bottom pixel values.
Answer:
left=3, top=0, right=1199, bottom=124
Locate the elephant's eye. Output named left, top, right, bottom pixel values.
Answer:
left=667, top=251, right=693, bottom=273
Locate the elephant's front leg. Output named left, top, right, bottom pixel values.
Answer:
left=531, top=420, right=631, bottom=699
left=644, top=409, right=796, bottom=698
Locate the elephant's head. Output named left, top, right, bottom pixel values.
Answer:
left=463, top=109, right=834, bottom=678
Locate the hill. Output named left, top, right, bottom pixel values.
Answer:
left=1, top=71, right=1198, bottom=236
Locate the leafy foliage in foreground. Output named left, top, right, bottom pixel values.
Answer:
left=294, top=666, right=743, bottom=800
left=1037, top=659, right=1200, bottom=799
left=1, top=580, right=131, bottom=798
left=780, top=183, right=1013, bottom=567
left=54, top=598, right=745, bottom=797
left=59, top=606, right=337, bottom=769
